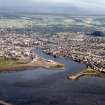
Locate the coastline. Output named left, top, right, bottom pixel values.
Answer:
left=0, top=57, right=64, bottom=72
left=44, top=50, right=105, bottom=80
left=68, top=67, right=105, bottom=80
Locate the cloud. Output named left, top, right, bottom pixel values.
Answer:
left=0, top=0, right=105, bottom=15
left=1, top=0, right=105, bottom=9
left=30, top=0, right=105, bottom=10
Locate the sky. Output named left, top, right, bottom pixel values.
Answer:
left=0, top=0, right=105, bottom=15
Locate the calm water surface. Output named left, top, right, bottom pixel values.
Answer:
left=0, top=48, right=105, bottom=105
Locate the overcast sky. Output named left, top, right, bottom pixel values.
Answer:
left=0, top=0, right=105, bottom=15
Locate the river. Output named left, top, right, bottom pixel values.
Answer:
left=0, top=48, right=105, bottom=105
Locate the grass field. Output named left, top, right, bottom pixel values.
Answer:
left=0, top=58, right=31, bottom=68
left=0, top=57, right=64, bottom=72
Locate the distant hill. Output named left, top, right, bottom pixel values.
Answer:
left=89, top=31, right=105, bottom=37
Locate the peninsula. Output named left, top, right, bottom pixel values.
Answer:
left=0, top=56, right=64, bottom=72
left=67, top=67, right=105, bottom=80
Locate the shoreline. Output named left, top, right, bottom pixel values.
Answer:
left=68, top=67, right=105, bottom=80
left=0, top=57, right=64, bottom=72
left=0, top=64, right=64, bottom=72
left=43, top=50, right=105, bottom=80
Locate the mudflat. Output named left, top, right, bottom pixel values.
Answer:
left=0, top=57, right=64, bottom=72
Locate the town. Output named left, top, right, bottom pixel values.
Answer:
left=0, top=15, right=105, bottom=78
left=0, top=27, right=105, bottom=75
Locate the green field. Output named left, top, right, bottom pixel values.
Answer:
left=0, top=58, right=30, bottom=68
left=1, top=15, right=105, bottom=29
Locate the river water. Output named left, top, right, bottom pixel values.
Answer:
left=0, top=48, right=105, bottom=105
